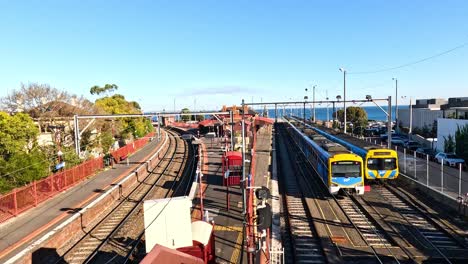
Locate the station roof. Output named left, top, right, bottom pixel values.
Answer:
left=198, top=119, right=221, bottom=127
left=255, top=116, right=274, bottom=125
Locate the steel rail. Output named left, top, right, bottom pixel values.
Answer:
left=122, top=142, right=198, bottom=263
left=283, top=122, right=388, bottom=264
left=82, top=129, right=186, bottom=263
left=57, top=129, right=177, bottom=263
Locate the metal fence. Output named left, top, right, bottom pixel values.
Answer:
left=394, top=145, right=468, bottom=200
left=0, top=132, right=156, bottom=224
left=269, top=247, right=284, bottom=264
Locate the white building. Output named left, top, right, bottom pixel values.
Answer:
left=398, top=108, right=443, bottom=130
left=436, top=118, right=468, bottom=152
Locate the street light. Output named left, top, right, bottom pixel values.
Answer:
left=365, top=95, right=393, bottom=149
left=339, top=68, right=347, bottom=134
left=393, top=78, right=398, bottom=131
left=312, top=85, right=317, bottom=122
left=303, top=95, right=308, bottom=122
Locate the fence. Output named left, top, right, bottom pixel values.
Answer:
left=168, top=122, right=199, bottom=129
left=394, top=145, right=468, bottom=200
left=0, top=132, right=156, bottom=224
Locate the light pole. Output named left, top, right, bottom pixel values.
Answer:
left=393, top=78, right=398, bottom=131
left=303, top=95, right=308, bottom=122
left=339, top=68, right=347, bottom=134
left=312, top=85, right=316, bottom=122
left=334, top=95, right=341, bottom=127
left=366, top=95, right=392, bottom=149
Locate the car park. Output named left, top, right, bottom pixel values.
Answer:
left=435, top=152, right=465, bottom=167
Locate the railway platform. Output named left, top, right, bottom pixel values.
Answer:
left=190, top=120, right=274, bottom=263
left=191, top=136, right=249, bottom=264
left=0, top=135, right=165, bottom=263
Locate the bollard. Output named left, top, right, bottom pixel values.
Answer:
left=459, top=163, right=462, bottom=197
left=404, top=148, right=407, bottom=174
left=441, top=159, right=444, bottom=193
left=414, top=151, right=417, bottom=179
left=426, top=155, right=429, bottom=187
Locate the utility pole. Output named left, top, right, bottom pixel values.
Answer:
left=339, top=68, right=347, bottom=134
left=387, top=96, right=392, bottom=149
left=409, top=97, right=413, bottom=136
left=393, top=78, right=398, bottom=131
left=313, top=85, right=316, bottom=122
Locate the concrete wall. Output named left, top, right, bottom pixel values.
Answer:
left=436, top=118, right=468, bottom=152
left=398, top=108, right=443, bottom=129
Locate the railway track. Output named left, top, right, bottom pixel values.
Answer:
left=280, top=122, right=405, bottom=263
left=277, top=124, right=326, bottom=264
left=336, top=196, right=392, bottom=248
left=59, top=129, right=194, bottom=263
left=378, top=187, right=461, bottom=250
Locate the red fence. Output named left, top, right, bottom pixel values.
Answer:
left=0, top=132, right=156, bottom=224
left=169, top=122, right=199, bottom=129
left=110, top=132, right=155, bottom=161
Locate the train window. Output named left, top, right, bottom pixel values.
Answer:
left=367, top=158, right=397, bottom=170
left=332, top=162, right=361, bottom=177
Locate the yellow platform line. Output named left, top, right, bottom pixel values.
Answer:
left=230, top=229, right=243, bottom=264
left=214, top=225, right=243, bottom=232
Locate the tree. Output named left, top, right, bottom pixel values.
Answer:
left=181, top=108, right=191, bottom=122
left=90, top=84, right=118, bottom=96
left=444, top=134, right=455, bottom=153
left=196, top=115, right=205, bottom=121
left=1, top=83, right=95, bottom=116
left=335, top=106, right=368, bottom=133
left=0, top=112, right=39, bottom=158
left=455, top=125, right=468, bottom=162
left=94, top=94, right=152, bottom=140
left=0, top=112, right=49, bottom=193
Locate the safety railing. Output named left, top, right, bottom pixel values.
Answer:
left=394, top=145, right=467, bottom=201
left=0, top=131, right=155, bottom=224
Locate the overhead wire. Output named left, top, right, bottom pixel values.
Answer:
left=348, top=40, right=468, bottom=75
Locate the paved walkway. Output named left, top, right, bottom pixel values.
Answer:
left=0, top=137, right=164, bottom=262
left=191, top=137, right=249, bottom=264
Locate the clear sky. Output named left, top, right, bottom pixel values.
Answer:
left=1, top=1, right=467, bottom=112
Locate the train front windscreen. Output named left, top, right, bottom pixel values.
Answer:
left=331, top=161, right=361, bottom=177
left=367, top=158, right=397, bottom=170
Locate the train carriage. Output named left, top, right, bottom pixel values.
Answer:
left=286, top=120, right=365, bottom=195
left=292, top=118, right=399, bottom=180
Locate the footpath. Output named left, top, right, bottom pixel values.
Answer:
left=0, top=135, right=165, bottom=262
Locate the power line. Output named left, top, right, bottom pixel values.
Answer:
left=348, top=41, right=468, bottom=75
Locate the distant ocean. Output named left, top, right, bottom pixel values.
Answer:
left=257, top=105, right=404, bottom=121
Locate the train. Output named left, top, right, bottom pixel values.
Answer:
left=286, top=119, right=365, bottom=195
left=291, top=117, right=399, bottom=180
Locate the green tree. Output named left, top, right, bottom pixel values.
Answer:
left=181, top=108, right=191, bottom=122
left=444, top=134, right=455, bottom=153
left=94, top=94, right=152, bottom=140
left=0, top=112, right=50, bottom=193
left=196, top=115, right=205, bottom=121
left=90, top=84, right=118, bottom=96
left=335, top=106, right=368, bottom=133
left=455, top=125, right=468, bottom=162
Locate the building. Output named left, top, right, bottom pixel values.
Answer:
left=436, top=118, right=468, bottom=152
left=397, top=98, right=445, bottom=130
left=440, top=97, right=468, bottom=119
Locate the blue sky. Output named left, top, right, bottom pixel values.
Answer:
left=0, top=1, right=467, bottom=112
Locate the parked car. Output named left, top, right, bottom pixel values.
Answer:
left=405, top=141, right=422, bottom=151
left=435, top=153, right=465, bottom=167
left=415, top=147, right=437, bottom=156
left=391, top=138, right=406, bottom=147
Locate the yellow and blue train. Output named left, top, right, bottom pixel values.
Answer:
left=294, top=118, right=399, bottom=180
left=286, top=120, right=365, bottom=195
